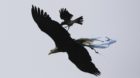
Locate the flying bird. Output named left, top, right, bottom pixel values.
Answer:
left=59, top=8, right=83, bottom=30
left=31, top=5, right=100, bottom=76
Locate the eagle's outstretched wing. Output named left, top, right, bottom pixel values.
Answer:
left=31, top=5, right=100, bottom=76
left=31, top=5, right=71, bottom=43
left=59, top=8, right=73, bottom=21
left=31, top=6, right=52, bottom=32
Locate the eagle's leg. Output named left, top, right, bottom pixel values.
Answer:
left=85, top=45, right=99, bottom=54
left=93, top=48, right=99, bottom=54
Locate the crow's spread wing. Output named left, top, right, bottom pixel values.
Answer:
left=59, top=8, right=73, bottom=21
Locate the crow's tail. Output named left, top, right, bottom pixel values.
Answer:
left=74, top=16, right=83, bottom=25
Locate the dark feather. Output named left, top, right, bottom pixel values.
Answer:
left=59, top=8, right=73, bottom=21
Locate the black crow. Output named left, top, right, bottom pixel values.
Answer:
left=59, top=8, right=83, bottom=30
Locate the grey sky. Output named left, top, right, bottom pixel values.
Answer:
left=0, top=0, right=140, bottom=78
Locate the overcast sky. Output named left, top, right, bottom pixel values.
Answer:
left=0, top=0, right=140, bottom=78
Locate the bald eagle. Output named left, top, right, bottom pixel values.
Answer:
left=60, top=8, right=83, bottom=30
left=31, top=5, right=100, bottom=76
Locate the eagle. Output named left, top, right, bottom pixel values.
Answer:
left=31, top=5, right=100, bottom=76
left=59, top=8, right=83, bottom=30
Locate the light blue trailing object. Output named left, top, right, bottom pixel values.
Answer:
left=90, top=37, right=116, bottom=49
left=75, top=37, right=116, bottom=54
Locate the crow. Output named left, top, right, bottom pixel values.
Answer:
left=59, top=8, right=83, bottom=30
left=31, top=5, right=100, bottom=76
